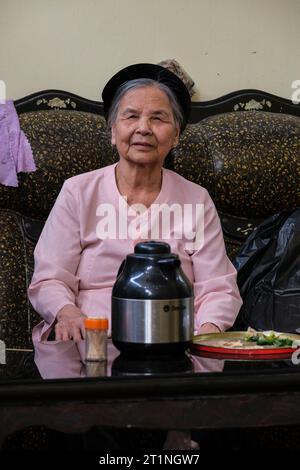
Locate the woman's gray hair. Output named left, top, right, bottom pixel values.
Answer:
left=107, top=78, right=184, bottom=132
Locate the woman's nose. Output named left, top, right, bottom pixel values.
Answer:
left=136, top=117, right=152, bottom=134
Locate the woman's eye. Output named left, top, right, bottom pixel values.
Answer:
left=127, top=115, right=137, bottom=119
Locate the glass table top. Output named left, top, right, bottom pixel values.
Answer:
left=2, top=340, right=300, bottom=383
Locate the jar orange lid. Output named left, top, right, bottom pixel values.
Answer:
left=84, top=317, right=109, bottom=330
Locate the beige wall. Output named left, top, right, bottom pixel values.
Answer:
left=0, top=0, right=299, bottom=101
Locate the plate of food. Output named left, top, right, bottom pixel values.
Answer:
left=191, top=328, right=300, bottom=358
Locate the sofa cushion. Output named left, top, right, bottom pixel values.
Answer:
left=175, top=111, right=300, bottom=219
left=0, top=209, right=40, bottom=348
left=0, top=110, right=117, bottom=220
left=174, top=122, right=217, bottom=198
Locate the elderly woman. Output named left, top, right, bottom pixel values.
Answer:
left=28, top=63, right=242, bottom=356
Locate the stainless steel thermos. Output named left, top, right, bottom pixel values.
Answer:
left=112, top=241, right=194, bottom=355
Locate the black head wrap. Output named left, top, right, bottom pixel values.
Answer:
left=102, top=63, right=191, bottom=132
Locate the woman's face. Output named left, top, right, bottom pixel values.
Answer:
left=111, top=85, right=180, bottom=168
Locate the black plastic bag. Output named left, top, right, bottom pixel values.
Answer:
left=233, top=208, right=300, bottom=333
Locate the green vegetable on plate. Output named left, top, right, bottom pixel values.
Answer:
left=245, top=330, right=293, bottom=347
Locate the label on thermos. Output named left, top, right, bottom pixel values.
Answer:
left=112, top=297, right=194, bottom=343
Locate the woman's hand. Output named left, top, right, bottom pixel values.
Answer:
left=197, top=322, right=221, bottom=335
left=55, top=304, right=86, bottom=341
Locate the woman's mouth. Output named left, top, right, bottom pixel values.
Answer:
left=131, top=142, right=154, bottom=150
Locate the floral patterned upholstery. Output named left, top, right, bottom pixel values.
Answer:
left=174, top=110, right=300, bottom=259
left=0, top=110, right=116, bottom=219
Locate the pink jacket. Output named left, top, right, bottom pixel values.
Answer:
left=28, top=163, right=242, bottom=363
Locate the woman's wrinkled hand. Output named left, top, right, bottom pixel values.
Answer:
left=197, top=322, right=221, bottom=335
left=55, top=304, right=86, bottom=341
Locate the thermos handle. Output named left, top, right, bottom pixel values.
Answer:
left=116, top=260, right=126, bottom=278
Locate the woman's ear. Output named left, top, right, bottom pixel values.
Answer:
left=173, top=125, right=180, bottom=147
left=111, top=125, right=116, bottom=146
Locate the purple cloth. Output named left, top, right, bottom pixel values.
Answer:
left=0, top=100, right=36, bottom=187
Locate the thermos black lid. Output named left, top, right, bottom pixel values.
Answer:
left=134, top=241, right=171, bottom=255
